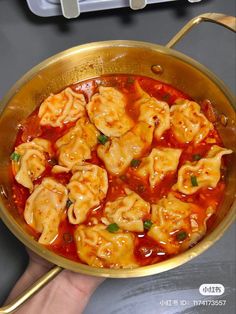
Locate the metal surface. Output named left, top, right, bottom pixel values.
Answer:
left=166, top=13, right=236, bottom=48
left=129, top=0, right=147, bottom=10
left=60, top=0, right=80, bottom=18
left=0, top=38, right=235, bottom=276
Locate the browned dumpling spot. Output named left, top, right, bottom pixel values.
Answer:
left=170, top=99, right=213, bottom=143
left=67, top=163, right=108, bottom=224
left=24, top=178, right=68, bottom=245
left=174, top=145, right=232, bottom=195
left=148, top=193, right=214, bottom=254
left=38, top=87, right=86, bottom=127
left=136, top=147, right=182, bottom=188
left=12, top=138, right=52, bottom=191
left=86, top=86, right=134, bottom=137
left=135, top=82, right=170, bottom=139
left=55, top=117, right=99, bottom=169
left=103, top=188, right=150, bottom=232
left=74, top=224, right=138, bottom=268
left=97, top=122, right=153, bottom=175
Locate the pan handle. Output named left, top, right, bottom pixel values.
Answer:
left=166, top=13, right=236, bottom=48
left=0, top=265, right=63, bottom=314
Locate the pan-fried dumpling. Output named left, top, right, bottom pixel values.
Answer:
left=174, top=145, right=233, bottom=194
left=67, top=163, right=108, bottom=224
left=170, top=99, right=213, bottom=143
left=24, top=178, right=68, bottom=244
left=97, top=122, right=153, bottom=175
left=38, top=87, right=86, bottom=127
left=12, top=138, right=52, bottom=191
left=103, top=188, right=150, bottom=232
left=136, top=147, right=182, bottom=188
left=148, top=193, right=209, bottom=254
left=135, top=82, right=170, bottom=139
left=74, top=224, right=137, bottom=268
left=56, top=117, right=99, bottom=169
left=86, top=86, right=134, bottom=137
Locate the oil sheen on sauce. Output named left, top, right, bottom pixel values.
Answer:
left=12, top=75, right=226, bottom=266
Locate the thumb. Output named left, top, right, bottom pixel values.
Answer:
left=5, top=251, right=105, bottom=314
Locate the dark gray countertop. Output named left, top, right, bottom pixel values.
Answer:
left=0, top=0, right=235, bottom=313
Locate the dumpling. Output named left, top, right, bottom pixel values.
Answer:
left=74, top=224, right=137, bottom=268
left=55, top=117, right=99, bottom=169
left=135, top=82, right=170, bottom=139
left=51, top=165, right=71, bottom=174
left=103, top=188, right=150, bottom=232
left=185, top=206, right=215, bottom=248
left=67, top=163, right=108, bottom=224
left=97, top=122, right=153, bottom=175
left=148, top=193, right=211, bottom=254
left=24, top=178, right=68, bottom=244
left=38, top=87, right=86, bottom=127
left=86, top=86, right=134, bottom=137
left=170, top=99, right=213, bottom=143
left=174, top=145, right=233, bottom=195
left=12, top=138, right=52, bottom=191
left=148, top=194, right=190, bottom=254
left=136, top=147, right=182, bottom=188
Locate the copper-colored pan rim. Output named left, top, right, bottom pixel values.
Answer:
left=1, top=40, right=236, bottom=109
left=0, top=40, right=235, bottom=278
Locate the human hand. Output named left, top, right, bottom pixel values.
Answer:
left=5, top=251, right=105, bottom=314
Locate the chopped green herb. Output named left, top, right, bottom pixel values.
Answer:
left=130, top=159, right=141, bottom=168
left=10, top=152, right=21, bottom=162
left=63, top=232, right=73, bottom=243
left=190, top=175, right=198, bottom=187
left=120, top=174, right=128, bottom=182
left=98, top=134, right=109, bottom=145
left=137, top=184, right=146, bottom=193
left=143, top=220, right=153, bottom=230
left=106, top=223, right=119, bottom=233
left=192, top=154, right=202, bottom=161
left=66, top=199, right=73, bottom=209
left=127, top=76, right=135, bottom=84
left=176, top=231, right=188, bottom=241
left=162, top=93, right=171, bottom=101
left=48, top=157, right=57, bottom=166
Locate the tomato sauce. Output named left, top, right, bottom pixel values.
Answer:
left=12, top=74, right=227, bottom=266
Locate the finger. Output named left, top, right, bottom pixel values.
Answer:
left=5, top=257, right=52, bottom=303
left=62, top=270, right=105, bottom=295
left=6, top=249, right=105, bottom=312
left=26, top=249, right=53, bottom=269
left=5, top=263, right=105, bottom=314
